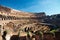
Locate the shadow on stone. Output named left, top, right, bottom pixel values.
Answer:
left=2, top=31, right=7, bottom=40
left=10, top=35, right=20, bottom=40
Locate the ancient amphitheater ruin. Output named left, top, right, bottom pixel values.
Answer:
left=0, top=5, right=60, bottom=40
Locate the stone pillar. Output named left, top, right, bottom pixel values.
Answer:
left=1, top=25, right=4, bottom=35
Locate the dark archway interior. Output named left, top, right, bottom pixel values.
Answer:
left=10, top=35, right=20, bottom=40
left=2, top=31, right=7, bottom=40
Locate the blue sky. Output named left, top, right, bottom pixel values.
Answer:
left=0, top=0, right=60, bottom=15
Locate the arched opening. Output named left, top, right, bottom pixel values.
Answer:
left=2, top=31, right=7, bottom=40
